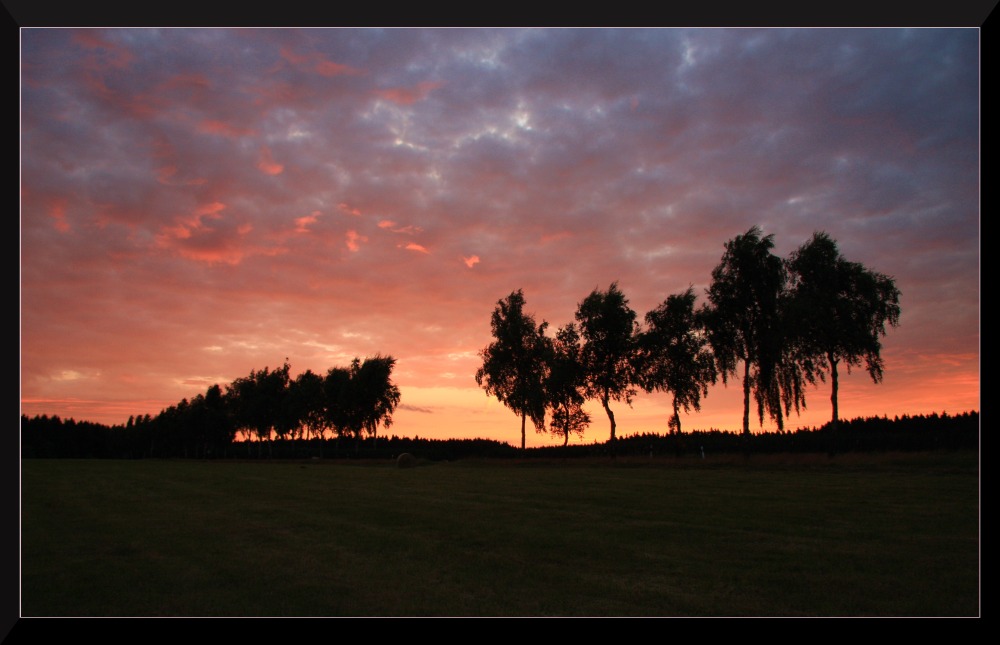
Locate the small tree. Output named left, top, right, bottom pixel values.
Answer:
left=637, top=287, right=716, bottom=435
left=544, top=323, right=590, bottom=446
left=475, top=290, right=549, bottom=450
left=576, top=282, right=639, bottom=458
left=787, top=232, right=901, bottom=430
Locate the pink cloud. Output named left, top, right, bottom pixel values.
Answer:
left=257, top=146, right=284, bottom=175
left=198, top=119, right=255, bottom=138
left=401, top=242, right=430, bottom=254
left=279, top=46, right=364, bottom=77
left=374, top=80, right=444, bottom=105
left=71, top=29, right=135, bottom=69
left=463, top=255, right=480, bottom=268
left=338, top=203, right=363, bottom=217
left=48, top=199, right=71, bottom=233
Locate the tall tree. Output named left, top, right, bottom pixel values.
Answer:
left=475, top=290, right=549, bottom=450
left=703, top=226, right=804, bottom=438
left=787, top=231, right=901, bottom=429
left=544, top=323, right=591, bottom=447
left=637, top=287, right=716, bottom=435
left=576, top=282, right=638, bottom=457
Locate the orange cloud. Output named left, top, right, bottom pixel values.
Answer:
left=346, top=230, right=367, bottom=252
left=401, top=242, right=430, bottom=254
left=257, top=146, right=284, bottom=175
left=378, top=220, right=423, bottom=235
left=463, top=255, right=480, bottom=268
left=295, top=211, right=321, bottom=233
left=375, top=80, right=444, bottom=105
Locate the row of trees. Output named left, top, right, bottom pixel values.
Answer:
left=119, top=355, right=400, bottom=458
left=476, top=227, right=901, bottom=455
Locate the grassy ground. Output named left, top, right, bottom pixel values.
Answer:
left=20, top=451, right=979, bottom=617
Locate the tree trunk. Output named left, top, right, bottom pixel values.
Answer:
left=672, top=398, right=682, bottom=435
left=742, top=360, right=751, bottom=458
left=520, top=411, right=526, bottom=451
left=602, top=392, right=616, bottom=459
left=741, top=360, right=751, bottom=436
left=828, top=352, right=840, bottom=457
left=829, top=352, right=840, bottom=427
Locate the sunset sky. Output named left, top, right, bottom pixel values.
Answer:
left=19, top=28, right=980, bottom=447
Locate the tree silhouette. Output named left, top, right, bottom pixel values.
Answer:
left=576, top=282, right=638, bottom=458
left=227, top=361, right=291, bottom=457
left=289, top=369, right=327, bottom=456
left=322, top=356, right=401, bottom=453
left=353, top=354, right=401, bottom=450
left=637, top=287, right=716, bottom=435
left=544, top=323, right=591, bottom=446
left=476, top=290, right=549, bottom=450
left=787, top=231, right=901, bottom=431
left=703, top=226, right=804, bottom=438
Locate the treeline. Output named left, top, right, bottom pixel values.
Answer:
left=20, top=355, right=401, bottom=460
left=476, top=226, right=903, bottom=455
left=20, top=411, right=978, bottom=459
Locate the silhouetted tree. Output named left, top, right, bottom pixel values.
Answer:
left=576, top=282, right=639, bottom=458
left=638, top=287, right=716, bottom=435
left=475, top=290, right=549, bottom=450
left=787, top=231, right=901, bottom=430
left=353, top=354, right=401, bottom=450
left=703, top=226, right=805, bottom=439
left=544, top=323, right=591, bottom=446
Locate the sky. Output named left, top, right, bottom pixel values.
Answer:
left=19, top=27, right=980, bottom=448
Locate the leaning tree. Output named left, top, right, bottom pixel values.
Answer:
left=575, top=282, right=639, bottom=458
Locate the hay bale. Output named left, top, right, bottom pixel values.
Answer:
left=396, top=452, right=417, bottom=468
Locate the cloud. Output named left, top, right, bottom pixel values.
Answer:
left=374, top=80, right=445, bottom=105
left=463, top=255, right=480, bottom=268
left=295, top=211, right=321, bottom=233
left=345, top=229, right=367, bottom=252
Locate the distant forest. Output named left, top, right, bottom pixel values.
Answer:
left=20, top=410, right=978, bottom=460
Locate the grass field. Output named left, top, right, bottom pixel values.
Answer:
left=20, top=451, right=979, bottom=617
